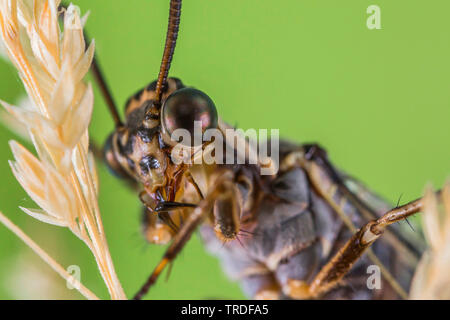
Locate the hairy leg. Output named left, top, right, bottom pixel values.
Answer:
left=285, top=194, right=434, bottom=299
left=133, top=170, right=239, bottom=300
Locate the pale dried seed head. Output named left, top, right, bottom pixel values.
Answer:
left=0, top=0, right=125, bottom=299
left=410, top=183, right=450, bottom=299
left=0, top=96, right=31, bottom=140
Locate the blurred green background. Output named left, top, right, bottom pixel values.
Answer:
left=0, top=0, right=449, bottom=299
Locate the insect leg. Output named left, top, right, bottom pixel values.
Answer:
left=133, top=198, right=212, bottom=300
left=285, top=193, right=435, bottom=299
left=301, top=143, right=422, bottom=261
left=289, top=144, right=420, bottom=297
left=133, top=171, right=233, bottom=300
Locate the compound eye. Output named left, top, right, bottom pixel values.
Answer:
left=161, top=88, right=218, bottom=146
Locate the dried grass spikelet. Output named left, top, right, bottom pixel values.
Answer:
left=0, top=0, right=126, bottom=299
left=0, top=95, right=32, bottom=141
left=410, top=183, right=450, bottom=299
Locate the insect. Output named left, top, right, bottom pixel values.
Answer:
left=74, top=1, right=433, bottom=299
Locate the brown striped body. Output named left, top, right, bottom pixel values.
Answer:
left=104, top=78, right=423, bottom=299
left=104, top=77, right=192, bottom=243
left=198, top=141, right=424, bottom=299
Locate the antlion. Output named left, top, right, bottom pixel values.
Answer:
left=0, top=0, right=448, bottom=300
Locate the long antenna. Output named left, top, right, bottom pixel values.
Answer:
left=153, top=0, right=182, bottom=108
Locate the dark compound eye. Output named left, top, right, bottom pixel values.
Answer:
left=161, top=88, right=218, bottom=146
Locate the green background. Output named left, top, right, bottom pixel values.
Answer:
left=0, top=0, right=449, bottom=299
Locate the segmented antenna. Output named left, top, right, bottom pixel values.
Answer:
left=154, top=0, right=182, bottom=108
